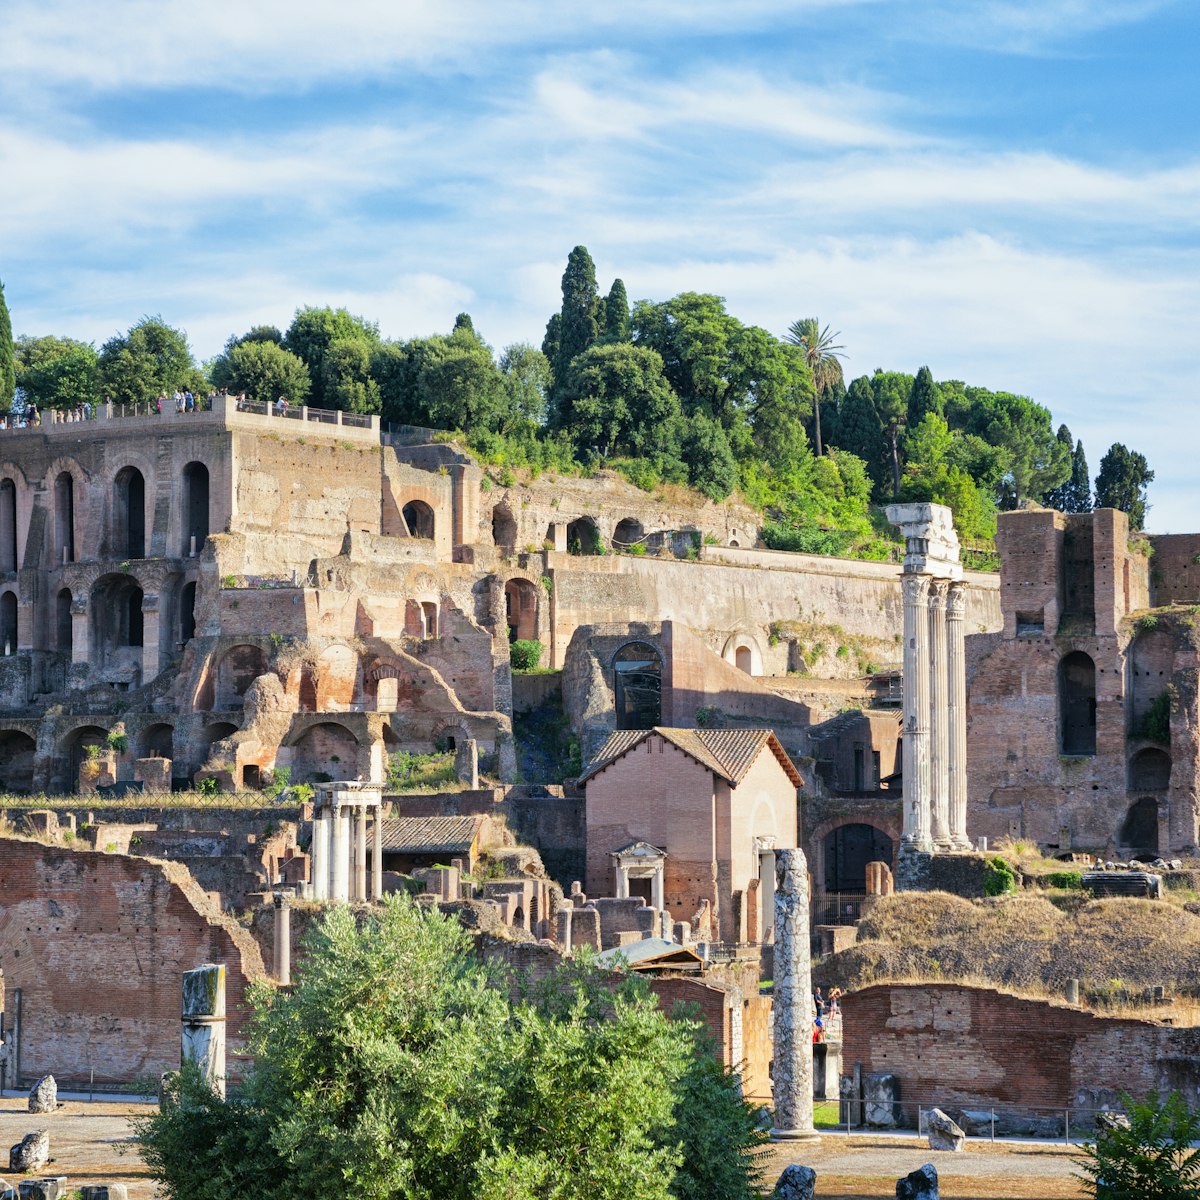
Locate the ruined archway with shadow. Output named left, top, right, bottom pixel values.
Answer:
left=613, top=641, right=661, bottom=730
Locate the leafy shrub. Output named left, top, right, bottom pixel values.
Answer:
left=983, top=856, right=1017, bottom=896
left=1042, top=870, right=1083, bottom=890
left=105, top=730, right=129, bottom=754
left=1138, top=690, right=1173, bottom=745
left=197, top=776, right=222, bottom=796
left=510, top=639, right=543, bottom=671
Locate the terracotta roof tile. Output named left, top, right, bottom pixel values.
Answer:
left=580, top=727, right=802, bottom=786
left=379, top=815, right=483, bottom=854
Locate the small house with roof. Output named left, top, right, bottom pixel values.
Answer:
left=580, top=726, right=802, bottom=944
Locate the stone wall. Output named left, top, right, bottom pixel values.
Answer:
left=841, top=982, right=1200, bottom=1124
left=0, top=836, right=265, bottom=1087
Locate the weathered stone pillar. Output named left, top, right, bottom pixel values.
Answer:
left=927, top=581, right=951, bottom=850
left=71, top=600, right=89, bottom=667
left=181, top=963, right=226, bottom=1097
left=310, top=810, right=329, bottom=900
left=615, top=862, right=629, bottom=898
left=759, top=844, right=777, bottom=944
left=141, top=596, right=161, bottom=682
left=354, top=804, right=368, bottom=901
left=330, top=803, right=349, bottom=902
left=900, top=574, right=933, bottom=850
left=273, top=891, right=291, bottom=985
left=947, top=581, right=971, bottom=850
left=651, top=863, right=664, bottom=913
left=372, top=804, right=383, bottom=901
left=771, top=848, right=819, bottom=1141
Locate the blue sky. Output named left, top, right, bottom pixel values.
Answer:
left=2, top=0, right=1197, bottom=530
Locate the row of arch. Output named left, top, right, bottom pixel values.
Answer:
left=1058, top=648, right=1176, bottom=756
left=0, top=460, right=210, bottom=571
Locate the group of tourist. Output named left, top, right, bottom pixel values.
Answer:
left=812, top=986, right=843, bottom=1043
left=155, top=389, right=214, bottom=414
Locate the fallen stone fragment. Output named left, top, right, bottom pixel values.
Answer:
left=926, top=1107, right=965, bottom=1152
left=772, top=1163, right=816, bottom=1200
left=27, top=1077, right=57, bottom=1115
left=16, top=1177, right=67, bottom=1200
left=896, top=1162, right=938, bottom=1200
left=8, top=1132, right=49, bottom=1175
left=80, top=1186, right=129, bottom=1200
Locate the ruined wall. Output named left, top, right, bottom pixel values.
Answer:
left=841, top=982, right=1200, bottom=1122
left=1149, top=534, right=1200, bottom=606
left=0, top=837, right=265, bottom=1087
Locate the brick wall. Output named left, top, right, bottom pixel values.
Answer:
left=0, top=837, right=265, bottom=1087
left=841, top=983, right=1200, bottom=1123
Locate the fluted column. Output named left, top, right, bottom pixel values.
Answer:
left=928, top=580, right=951, bottom=850
left=947, top=581, right=971, bottom=849
left=901, top=574, right=933, bottom=850
left=331, top=803, right=349, bottom=902
left=311, top=810, right=329, bottom=900
left=372, top=804, right=384, bottom=901
left=355, top=804, right=368, bottom=900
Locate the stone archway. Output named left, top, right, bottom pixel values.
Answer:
left=402, top=500, right=435, bottom=540
left=289, top=721, right=360, bottom=783
left=504, top=578, right=538, bottom=643
left=0, top=729, right=36, bottom=793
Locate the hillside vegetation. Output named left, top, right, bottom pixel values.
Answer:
left=6, top=248, right=1156, bottom=558
left=816, top=891, right=1200, bottom=1007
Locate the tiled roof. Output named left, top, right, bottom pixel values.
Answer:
left=580, top=727, right=802, bottom=786
left=379, top=815, right=483, bottom=854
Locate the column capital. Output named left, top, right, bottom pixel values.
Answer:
left=927, top=578, right=949, bottom=608
left=901, top=573, right=932, bottom=604
left=946, top=579, right=968, bottom=617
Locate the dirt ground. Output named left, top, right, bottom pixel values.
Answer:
left=0, top=1095, right=1090, bottom=1199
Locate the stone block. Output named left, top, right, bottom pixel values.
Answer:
left=27, top=1077, right=56, bottom=1114
left=956, top=1109, right=994, bottom=1137
left=8, top=1131, right=49, bottom=1174
left=926, top=1108, right=965, bottom=1152
left=18, top=1181, right=67, bottom=1200
left=80, top=1187, right=129, bottom=1200
left=896, top=1162, right=938, bottom=1200
left=864, top=1072, right=900, bottom=1128
left=133, top=757, right=171, bottom=792
left=838, top=1073, right=861, bottom=1127
left=22, top=812, right=58, bottom=840
left=772, top=1163, right=816, bottom=1200
left=572, top=906, right=601, bottom=951
left=181, top=964, right=225, bottom=1019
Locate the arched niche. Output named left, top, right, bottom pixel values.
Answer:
left=1129, top=747, right=1171, bottom=792
left=402, top=500, right=435, bottom=540
left=1059, top=651, right=1096, bottom=756
left=821, top=822, right=894, bottom=893
left=492, top=504, right=517, bottom=553
left=613, top=641, right=661, bottom=730
left=504, top=578, right=538, bottom=643
left=113, top=466, right=146, bottom=558
left=182, top=461, right=210, bottom=555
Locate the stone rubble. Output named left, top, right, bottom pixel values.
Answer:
left=27, top=1077, right=56, bottom=1115
left=7, top=1132, right=49, bottom=1175
left=772, top=1163, right=816, bottom=1200
left=896, top=1162, right=939, bottom=1200
left=925, top=1107, right=965, bottom=1152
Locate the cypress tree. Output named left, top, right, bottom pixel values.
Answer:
left=603, top=279, right=631, bottom=342
left=1065, top=439, right=1092, bottom=512
left=1095, top=443, right=1154, bottom=531
left=555, top=246, right=600, bottom=382
left=0, top=281, right=14, bottom=414
left=833, top=375, right=888, bottom=495
left=906, top=365, right=941, bottom=428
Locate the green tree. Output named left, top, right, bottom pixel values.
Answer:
left=1076, top=1091, right=1200, bottom=1200
left=680, top=410, right=738, bottom=501
left=906, top=365, right=942, bottom=428
left=1095, top=443, right=1155, bottom=531
left=135, top=896, right=765, bottom=1200
left=554, top=246, right=601, bottom=389
left=415, top=322, right=505, bottom=432
left=870, top=369, right=914, bottom=496
left=370, top=341, right=417, bottom=427
left=603, top=279, right=631, bottom=343
left=14, top=335, right=100, bottom=412
left=322, top=336, right=381, bottom=414
left=784, top=318, right=844, bottom=456
left=0, top=281, right=14, bottom=414
left=282, top=306, right=379, bottom=409
left=499, top=342, right=552, bottom=433
left=98, top=315, right=202, bottom=405
left=831, top=375, right=887, bottom=493
left=216, top=339, right=311, bottom=407
left=1045, top=425, right=1092, bottom=513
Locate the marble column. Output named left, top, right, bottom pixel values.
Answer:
left=354, top=804, right=368, bottom=901
left=331, top=803, right=349, bottom=902
left=615, top=862, right=629, bottom=898
left=947, top=581, right=971, bottom=849
left=372, top=805, right=384, bottom=900
left=310, top=810, right=329, bottom=900
left=927, top=581, right=951, bottom=850
left=759, top=847, right=777, bottom=945
left=181, top=963, right=226, bottom=1097
left=771, top=848, right=819, bottom=1140
left=651, top=863, right=664, bottom=913
left=900, top=574, right=933, bottom=850
left=273, top=891, right=291, bottom=985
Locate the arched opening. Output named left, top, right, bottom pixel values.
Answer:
left=504, top=578, right=538, bottom=643
left=402, top=500, right=434, bottom=540
left=567, top=517, right=601, bottom=556
left=421, top=601, right=438, bottom=639
left=1059, top=651, right=1096, bottom=756
left=0, top=591, right=16, bottom=655
left=215, top=644, right=269, bottom=709
left=298, top=666, right=318, bottom=711
left=290, top=721, right=359, bottom=783
left=91, top=575, right=145, bottom=678
left=1120, top=797, right=1159, bottom=855
left=0, top=730, right=36, bottom=793
left=735, top=645, right=752, bottom=674
left=54, top=472, right=75, bottom=564
left=1129, top=747, right=1171, bottom=792
left=182, top=462, right=210, bottom=555
left=613, top=641, right=661, bottom=730
left=180, top=581, right=197, bottom=643
left=613, top=517, right=644, bottom=548
left=822, top=823, right=894, bottom=893
left=66, top=725, right=109, bottom=788
left=114, top=466, right=146, bottom=558
left=492, top=504, right=517, bottom=553
left=143, top=722, right=175, bottom=759
left=202, top=721, right=239, bottom=752
left=0, top=479, right=17, bottom=572
left=56, top=588, right=73, bottom=657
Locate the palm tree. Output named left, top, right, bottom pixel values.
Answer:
left=786, top=318, right=846, bottom=456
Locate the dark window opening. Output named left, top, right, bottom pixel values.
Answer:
left=115, top=466, right=146, bottom=559
left=1059, top=651, right=1097, bottom=756
left=402, top=500, right=434, bottom=540
left=183, top=462, right=210, bottom=555
left=0, top=591, right=17, bottom=654
left=822, top=823, right=893, bottom=892
left=0, top=479, right=17, bottom=572
left=614, top=641, right=661, bottom=730
left=56, top=588, right=73, bottom=656
left=1120, top=797, right=1159, bottom=855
